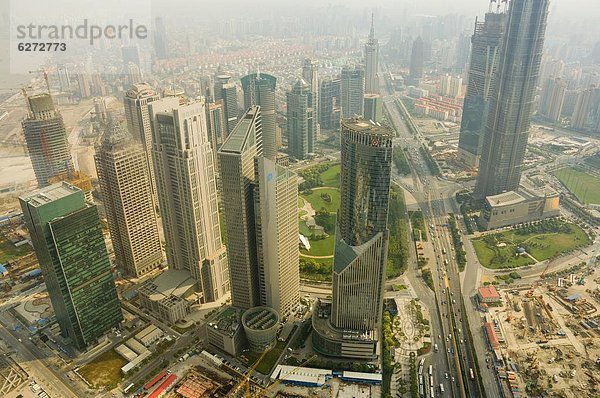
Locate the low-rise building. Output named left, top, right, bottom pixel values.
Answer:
left=207, top=307, right=245, bottom=357
left=137, top=270, right=195, bottom=324
left=478, top=286, right=501, bottom=304
left=135, top=324, right=163, bottom=347
left=242, top=306, right=280, bottom=352
left=311, top=301, right=379, bottom=360
left=479, top=188, right=560, bottom=230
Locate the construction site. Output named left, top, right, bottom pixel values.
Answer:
left=481, top=260, right=600, bottom=398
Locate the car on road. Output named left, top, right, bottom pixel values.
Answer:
left=445, top=372, right=449, bottom=379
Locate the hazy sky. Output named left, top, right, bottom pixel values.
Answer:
left=150, top=0, right=599, bottom=21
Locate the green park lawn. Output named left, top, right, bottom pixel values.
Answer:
left=554, top=167, right=600, bottom=205
left=472, top=222, right=590, bottom=269
left=78, top=349, right=125, bottom=389
left=242, top=341, right=286, bottom=375
left=300, top=234, right=335, bottom=257
left=319, top=164, right=341, bottom=188
left=300, top=188, right=340, bottom=214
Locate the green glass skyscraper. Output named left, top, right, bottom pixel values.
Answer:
left=20, top=182, right=122, bottom=350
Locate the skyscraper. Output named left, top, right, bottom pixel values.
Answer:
left=20, top=182, right=122, bottom=349
left=340, top=66, right=365, bottom=118
left=94, top=122, right=163, bottom=278
left=22, top=93, right=74, bottom=187
left=254, top=157, right=300, bottom=318
left=150, top=97, right=229, bottom=303
left=154, top=17, right=168, bottom=60
left=457, top=11, right=506, bottom=168
left=363, top=94, right=382, bottom=122
left=319, top=77, right=342, bottom=131
left=214, top=74, right=239, bottom=135
left=123, top=83, right=160, bottom=203
left=312, top=118, right=393, bottom=359
left=331, top=118, right=393, bottom=331
left=287, top=79, right=316, bottom=160
left=409, top=36, right=425, bottom=85
left=539, top=77, right=566, bottom=122
left=476, top=0, right=549, bottom=198
left=218, top=107, right=263, bottom=310
left=241, top=73, right=278, bottom=160
left=571, top=87, right=594, bottom=130
left=455, top=32, right=472, bottom=74
left=364, top=14, right=379, bottom=94
left=302, top=59, right=320, bottom=141
left=206, top=100, right=227, bottom=179
left=219, top=107, right=300, bottom=317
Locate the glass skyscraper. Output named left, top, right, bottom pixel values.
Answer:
left=476, top=0, right=549, bottom=198
left=20, top=182, right=122, bottom=350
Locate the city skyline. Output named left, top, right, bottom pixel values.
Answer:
left=0, top=0, right=598, bottom=397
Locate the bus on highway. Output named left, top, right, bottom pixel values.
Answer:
left=439, top=383, right=445, bottom=393
left=469, top=368, right=475, bottom=380
left=428, top=365, right=433, bottom=376
left=123, top=383, right=134, bottom=393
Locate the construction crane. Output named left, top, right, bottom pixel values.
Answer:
left=526, top=260, right=553, bottom=298
left=28, top=69, right=51, bottom=95
left=253, top=355, right=317, bottom=398
left=227, top=349, right=269, bottom=398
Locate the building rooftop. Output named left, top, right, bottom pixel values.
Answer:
left=478, top=286, right=501, bottom=300
left=242, top=306, right=279, bottom=331
left=139, top=269, right=196, bottom=301
left=485, top=191, right=526, bottom=207
left=270, top=365, right=332, bottom=385
left=219, top=106, right=259, bottom=153
left=341, top=117, right=394, bottom=138
left=20, top=182, right=81, bottom=207
left=209, top=307, right=241, bottom=337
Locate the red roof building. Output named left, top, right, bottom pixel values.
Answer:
left=484, top=322, right=500, bottom=349
left=148, top=374, right=177, bottom=398
left=478, top=286, right=501, bottom=303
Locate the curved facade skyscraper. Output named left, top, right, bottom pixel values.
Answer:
left=312, top=118, right=392, bottom=359
left=331, top=118, right=393, bottom=332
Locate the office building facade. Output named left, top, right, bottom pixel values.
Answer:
left=319, top=77, right=341, bottom=130
left=457, top=11, right=506, bottom=168
left=476, top=0, right=549, bottom=198
left=287, top=79, right=316, bottom=160
left=150, top=97, right=229, bottom=303
left=218, top=107, right=263, bottom=310
left=254, top=157, right=300, bottom=319
left=539, top=77, right=566, bottom=122
left=312, top=118, right=393, bottom=359
left=22, top=93, right=74, bottom=187
left=123, top=83, right=161, bottom=202
left=214, top=74, right=239, bottom=135
left=94, top=123, right=163, bottom=278
left=409, top=36, right=424, bottom=85
left=20, top=182, right=122, bottom=349
left=241, top=73, right=278, bottom=160
left=341, top=66, right=365, bottom=118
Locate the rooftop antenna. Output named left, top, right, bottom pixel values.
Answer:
left=369, top=12, right=375, bottom=40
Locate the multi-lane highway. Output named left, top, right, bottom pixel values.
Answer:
left=381, top=66, right=500, bottom=397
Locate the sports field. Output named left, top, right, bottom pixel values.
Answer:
left=554, top=167, right=600, bottom=205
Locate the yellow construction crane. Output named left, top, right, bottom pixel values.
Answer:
left=253, top=355, right=317, bottom=398
left=228, top=349, right=269, bottom=398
